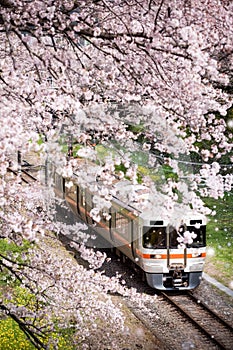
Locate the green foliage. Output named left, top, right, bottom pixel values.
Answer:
left=204, top=193, right=233, bottom=284
left=60, top=142, right=83, bottom=157
left=49, top=328, right=77, bottom=350
left=0, top=318, right=35, bottom=350
left=0, top=239, right=31, bottom=259
left=0, top=317, right=77, bottom=350
left=114, top=164, right=127, bottom=174
left=0, top=286, right=77, bottom=349
left=10, top=286, right=37, bottom=308
left=161, top=164, right=179, bottom=181
left=0, top=239, right=31, bottom=288
left=131, top=151, right=149, bottom=167
left=37, top=135, right=45, bottom=146
left=95, top=144, right=111, bottom=162
left=126, top=122, right=145, bottom=135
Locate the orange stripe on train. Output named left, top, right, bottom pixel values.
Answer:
left=136, top=251, right=206, bottom=259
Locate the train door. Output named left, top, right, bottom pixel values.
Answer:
left=109, top=205, right=117, bottom=244
left=77, top=187, right=86, bottom=221
left=113, top=209, right=129, bottom=247
left=54, top=171, right=65, bottom=199
left=65, top=182, right=78, bottom=215
left=85, top=189, right=94, bottom=225
left=131, top=219, right=139, bottom=260
left=111, top=206, right=135, bottom=259
left=166, top=225, right=187, bottom=269
left=76, top=185, right=80, bottom=215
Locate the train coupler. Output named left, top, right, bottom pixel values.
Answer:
left=169, top=264, right=189, bottom=288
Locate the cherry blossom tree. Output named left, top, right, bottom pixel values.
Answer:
left=0, top=0, right=233, bottom=348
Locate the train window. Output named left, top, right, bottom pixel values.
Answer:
left=143, top=227, right=166, bottom=249
left=190, top=220, right=202, bottom=225
left=79, top=188, right=85, bottom=207
left=186, top=226, right=206, bottom=247
left=65, top=184, right=77, bottom=201
left=110, top=209, right=116, bottom=228
left=150, top=220, right=163, bottom=226
left=54, top=173, right=64, bottom=193
left=115, top=212, right=130, bottom=240
left=100, top=210, right=111, bottom=228
left=85, top=190, right=92, bottom=213
left=168, top=226, right=179, bottom=248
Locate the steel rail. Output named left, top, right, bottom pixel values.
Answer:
left=188, top=291, right=233, bottom=332
left=7, top=167, right=38, bottom=184
left=161, top=292, right=233, bottom=350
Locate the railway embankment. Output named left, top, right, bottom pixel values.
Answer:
left=202, top=272, right=233, bottom=298
left=38, top=232, right=165, bottom=350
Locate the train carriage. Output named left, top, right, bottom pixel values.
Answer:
left=51, top=162, right=207, bottom=290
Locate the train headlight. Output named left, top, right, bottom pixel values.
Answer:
left=189, top=263, right=204, bottom=271
left=192, top=252, right=202, bottom=257
left=155, top=254, right=162, bottom=259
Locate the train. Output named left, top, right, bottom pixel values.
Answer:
left=49, top=159, right=207, bottom=291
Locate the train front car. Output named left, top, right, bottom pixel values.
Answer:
left=139, top=214, right=207, bottom=290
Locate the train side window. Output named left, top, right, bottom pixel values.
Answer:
left=54, top=173, right=65, bottom=194
left=76, top=185, right=80, bottom=214
left=115, top=211, right=131, bottom=240
left=79, top=188, right=85, bottom=207
left=143, top=227, right=166, bottom=249
left=100, top=209, right=111, bottom=227
left=65, top=183, right=77, bottom=201
left=85, top=190, right=92, bottom=213
left=110, top=209, right=116, bottom=229
left=132, top=220, right=139, bottom=242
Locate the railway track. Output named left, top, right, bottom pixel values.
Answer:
left=8, top=168, right=38, bottom=184
left=161, top=292, right=233, bottom=350
left=7, top=160, right=40, bottom=184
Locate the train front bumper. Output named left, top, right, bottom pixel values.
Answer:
left=146, top=271, right=203, bottom=290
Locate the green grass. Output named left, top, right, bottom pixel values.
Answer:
left=204, top=193, right=233, bottom=287
left=0, top=318, right=35, bottom=350
left=0, top=239, right=32, bottom=288
left=0, top=237, right=77, bottom=350
left=0, top=285, right=77, bottom=349
left=0, top=317, right=77, bottom=350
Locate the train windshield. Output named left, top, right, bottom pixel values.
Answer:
left=169, top=224, right=206, bottom=248
left=186, top=225, right=206, bottom=247
left=168, top=226, right=179, bottom=248
left=143, top=225, right=206, bottom=249
left=143, top=227, right=166, bottom=249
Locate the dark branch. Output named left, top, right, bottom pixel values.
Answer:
left=0, top=0, right=15, bottom=8
left=0, top=304, right=47, bottom=349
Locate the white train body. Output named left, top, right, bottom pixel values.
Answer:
left=51, top=163, right=206, bottom=290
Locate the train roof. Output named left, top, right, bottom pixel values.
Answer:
left=107, top=180, right=149, bottom=215
left=114, top=180, right=150, bottom=201
left=55, top=159, right=207, bottom=226
left=140, top=205, right=207, bottom=227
